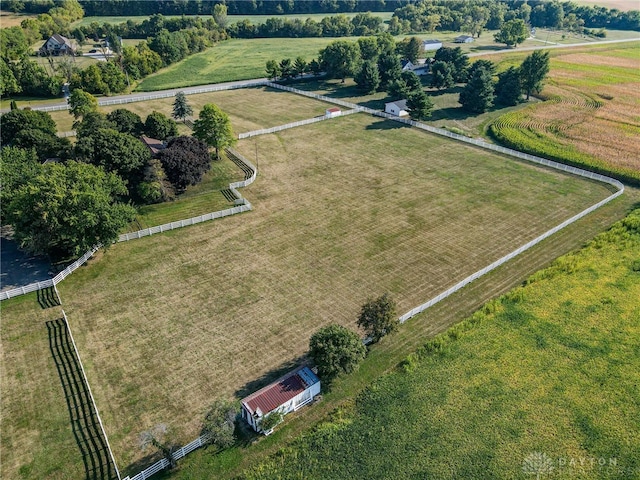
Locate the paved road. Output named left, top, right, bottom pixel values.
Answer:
left=4, top=37, right=638, bottom=113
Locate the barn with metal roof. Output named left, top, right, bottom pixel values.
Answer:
left=241, top=366, right=320, bottom=434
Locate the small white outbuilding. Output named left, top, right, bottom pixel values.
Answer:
left=385, top=99, right=409, bottom=117
left=241, top=366, right=321, bottom=434
left=422, top=39, right=443, bottom=51
left=325, top=107, right=341, bottom=118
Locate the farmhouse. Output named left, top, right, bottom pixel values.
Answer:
left=241, top=366, right=320, bottom=434
left=454, top=35, right=475, bottom=43
left=39, top=34, right=76, bottom=56
left=325, top=107, right=341, bottom=118
left=401, top=59, right=414, bottom=71
left=385, top=99, right=409, bottom=117
left=422, top=39, right=443, bottom=51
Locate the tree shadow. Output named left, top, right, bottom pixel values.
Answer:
left=37, top=285, right=61, bottom=309
left=428, top=85, right=464, bottom=97
left=365, top=120, right=412, bottom=131
left=47, top=318, right=118, bottom=480
left=471, top=45, right=510, bottom=52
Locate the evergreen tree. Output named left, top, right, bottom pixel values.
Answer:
left=172, top=91, right=193, bottom=123
left=377, top=51, right=401, bottom=91
left=407, top=90, right=434, bottom=121
left=354, top=60, right=380, bottom=94
left=459, top=66, right=495, bottom=113
left=430, top=61, right=454, bottom=90
left=519, top=50, right=550, bottom=100
left=495, top=66, right=522, bottom=106
left=265, top=59, right=280, bottom=80
left=293, top=57, right=307, bottom=77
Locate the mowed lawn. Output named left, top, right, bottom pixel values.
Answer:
left=0, top=296, right=84, bottom=480
left=48, top=86, right=333, bottom=134
left=56, top=113, right=613, bottom=472
left=242, top=209, right=640, bottom=480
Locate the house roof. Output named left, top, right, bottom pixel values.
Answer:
left=242, top=366, right=320, bottom=417
left=326, top=107, right=341, bottom=113
left=401, top=59, right=413, bottom=68
left=455, top=35, right=474, bottom=41
left=51, top=34, right=72, bottom=46
left=422, top=39, right=442, bottom=44
left=386, top=99, right=408, bottom=111
left=140, top=136, right=166, bottom=155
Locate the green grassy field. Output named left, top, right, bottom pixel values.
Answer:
left=51, top=111, right=616, bottom=474
left=0, top=296, right=85, bottom=480
left=487, top=42, right=640, bottom=184
left=238, top=208, right=640, bottom=480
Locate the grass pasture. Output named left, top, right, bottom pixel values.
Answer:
left=489, top=42, right=640, bottom=184
left=53, top=112, right=616, bottom=473
left=0, top=295, right=85, bottom=480
left=240, top=209, right=640, bottom=480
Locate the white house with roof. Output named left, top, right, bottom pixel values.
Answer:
left=401, top=59, right=414, bottom=71
left=454, top=35, right=475, bottom=43
left=385, top=99, right=409, bottom=117
left=241, top=366, right=321, bottom=434
left=39, top=34, right=76, bottom=56
left=422, top=39, right=443, bottom=51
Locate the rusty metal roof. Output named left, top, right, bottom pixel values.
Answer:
left=242, top=366, right=319, bottom=416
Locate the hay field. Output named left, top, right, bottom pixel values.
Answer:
left=489, top=43, right=640, bottom=183
left=0, top=296, right=84, bottom=480
left=56, top=112, right=613, bottom=472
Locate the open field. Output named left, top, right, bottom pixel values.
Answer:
left=573, top=0, right=640, bottom=11
left=0, top=10, right=35, bottom=28
left=52, top=112, right=615, bottom=473
left=488, top=42, right=640, bottom=184
left=0, top=295, right=85, bottom=480
left=48, top=86, right=333, bottom=135
left=240, top=209, right=640, bottom=480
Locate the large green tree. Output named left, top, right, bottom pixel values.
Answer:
left=202, top=400, right=237, bottom=450
left=68, top=89, right=98, bottom=122
left=434, top=47, right=469, bottom=83
left=309, top=324, right=366, bottom=382
left=107, top=109, right=144, bottom=136
left=6, top=161, right=135, bottom=258
left=459, top=65, right=495, bottom=113
left=357, top=294, right=398, bottom=343
left=144, top=111, right=178, bottom=140
left=430, top=60, right=455, bottom=90
left=0, top=109, right=57, bottom=145
left=407, top=90, right=434, bottom=121
left=519, top=50, right=550, bottom=100
left=319, top=40, right=361, bottom=82
left=377, top=51, right=401, bottom=91
left=0, top=147, right=41, bottom=218
left=354, top=60, right=380, bottom=94
left=192, top=103, right=236, bottom=160
left=494, top=19, right=529, bottom=47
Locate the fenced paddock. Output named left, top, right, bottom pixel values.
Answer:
left=54, top=111, right=619, bottom=473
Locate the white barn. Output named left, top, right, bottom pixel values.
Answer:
left=454, top=35, right=475, bottom=43
left=422, top=39, right=443, bottom=51
left=241, top=366, right=321, bottom=434
left=385, top=99, right=409, bottom=117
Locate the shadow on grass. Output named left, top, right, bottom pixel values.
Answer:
left=47, top=318, right=119, bottom=480
left=37, top=285, right=61, bottom=309
left=365, top=120, right=412, bottom=131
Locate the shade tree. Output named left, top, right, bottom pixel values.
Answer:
left=159, top=135, right=212, bottom=191
left=192, top=103, right=236, bottom=160
left=309, top=324, right=366, bottom=382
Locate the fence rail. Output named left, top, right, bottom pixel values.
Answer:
left=123, top=434, right=211, bottom=480
left=238, top=108, right=360, bottom=139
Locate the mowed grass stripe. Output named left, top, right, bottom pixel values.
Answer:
left=57, top=113, right=612, bottom=472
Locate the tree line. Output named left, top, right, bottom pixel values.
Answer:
left=0, top=90, right=236, bottom=259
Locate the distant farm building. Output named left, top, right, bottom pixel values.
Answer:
left=385, top=99, right=409, bottom=117
left=241, top=366, right=321, bottom=434
left=422, top=39, right=443, bottom=51
left=454, top=35, right=475, bottom=43
left=39, top=34, right=76, bottom=56
left=325, top=107, right=341, bottom=118
left=401, top=59, right=414, bottom=71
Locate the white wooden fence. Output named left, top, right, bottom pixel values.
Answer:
left=122, top=433, right=212, bottom=480
left=238, top=108, right=360, bottom=139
